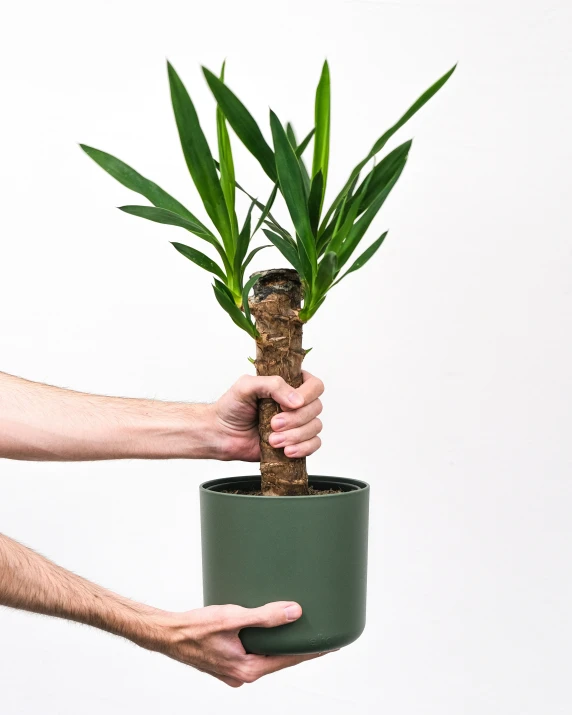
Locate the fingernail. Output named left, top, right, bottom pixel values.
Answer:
left=288, top=391, right=303, bottom=407
left=273, top=416, right=285, bottom=429
left=271, top=433, right=285, bottom=447
left=284, top=605, right=301, bottom=621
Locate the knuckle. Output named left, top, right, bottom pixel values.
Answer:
left=273, top=413, right=289, bottom=429
left=271, top=376, right=285, bottom=391
left=314, top=378, right=325, bottom=394
left=217, top=605, right=241, bottom=630
left=315, top=399, right=323, bottom=415
left=244, top=669, right=261, bottom=684
left=287, top=427, right=301, bottom=444
left=235, top=374, right=252, bottom=393
left=236, top=666, right=258, bottom=684
left=314, top=418, right=323, bottom=434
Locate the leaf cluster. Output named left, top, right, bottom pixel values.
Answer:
left=81, top=60, right=455, bottom=334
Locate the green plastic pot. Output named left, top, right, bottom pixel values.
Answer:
left=199, top=475, right=369, bottom=655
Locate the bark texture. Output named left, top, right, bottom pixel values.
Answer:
left=249, top=269, right=308, bottom=496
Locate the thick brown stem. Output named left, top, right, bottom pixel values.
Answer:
left=249, top=269, right=309, bottom=496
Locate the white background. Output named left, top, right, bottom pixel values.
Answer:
left=1, top=0, right=571, bottom=712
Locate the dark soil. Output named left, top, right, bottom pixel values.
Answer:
left=221, top=486, right=343, bottom=496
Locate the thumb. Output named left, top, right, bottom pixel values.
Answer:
left=232, top=601, right=302, bottom=630
left=235, top=375, right=304, bottom=410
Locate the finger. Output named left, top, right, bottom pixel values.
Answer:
left=271, top=399, right=322, bottom=432
left=284, top=436, right=321, bottom=458
left=213, top=673, right=244, bottom=688
left=235, top=375, right=305, bottom=410
left=198, top=667, right=245, bottom=688
left=295, top=371, right=325, bottom=405
left=228, top=601, right=303, bottom=631
left=269, top=418, right=323, bottom=448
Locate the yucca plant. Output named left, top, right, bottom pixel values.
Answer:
left=81, top=60, right=455, bottom=496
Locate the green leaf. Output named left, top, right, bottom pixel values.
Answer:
left=203, top=67, right=277, bottom=182
left=119, top=205, right=230, bottom=271
left=327, top=168, right=375, bottom=256
left=118, top=204, right=212, bottom=238
left=311, top=60, right=331, bottom=208
left=296, top=128, right=315, bottom=157
left=241, top=273, right=260, bottom=325
left=316, top=175, right=360, bottom=256
left=299, top=293, right=326, bottom=322
left=242, top=244, right=271, bottom=273
left=233, top=178, right=293, bottom=243
left=253, top=184, right=278, bottom=236
left=262, top=229, right=304, bottom=277
left=286, top=122, right=297, bottom=149
left=213, top=277, right=235, bottom=302
left=216, top=61, right=238, bottom=242
left=80, top=145, right=210, bottom=232
left=167, top=62, right=232, bottom=249
left=334, top=232, right=388, bottom=285
left=320, top=64, right=456, bottom=231
left=269, top=110, right=316, bottom=279
left=171, top=241, right=227, bottom=281
left=308, top=170, right=324, bottom=236
left=286, top=123, right=311, bottom=197
left=315, top=250, right=337, bottom=296
left=213, top=280, right=258, bottom=337
left=352, top=140, right=411, bottom=213
left=338, top=163, right=405, bottom=268
left=234, top=199, right=255, bottom=276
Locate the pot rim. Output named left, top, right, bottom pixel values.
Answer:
left=200, top=474, right=370, bottom=499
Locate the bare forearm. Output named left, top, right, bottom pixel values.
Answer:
left=0, top=371, right=222, bottom=461
left=0, top=533, right=164, bottom=647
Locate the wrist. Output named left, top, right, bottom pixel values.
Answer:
left=122, top=401, right=225, bottom=460
left=132, top=608, right=190, bottom=653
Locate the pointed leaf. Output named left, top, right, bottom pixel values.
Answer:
left=253, top=184, right=278, bottom=236
left=80, top=145, right=210, bottom=232
left=118, top=204, right=213, bottom=238
left=234, top=199, right=255, bottom=274
left=353, top=140, right=411, bottom=213
left=242, top=244, right=271, bottom=274
left=269, top=110, right=316, bottom=278
left=213, top=281, right=257, bottom=337
left=286, top=122, right=297, bottom=149
left=119, top=205, right=229, bottom=269
left=216, top=61, right=238, bottom=241
left=167, top=62, right=232, bottom=247
left=262, top=229, right=304, bottom=277
left=171, top=241, right=226, bottom=281
left=285, top=122, right=311, bottom=196
left=327, top=168, right=374, bottom=256
left=320, top=64, right=456, bottom=230
left=334, top=232, right=388, bottom=285
left=233, top=177, right=293, bottom=242
left=203, top=67, right=277, bottom=182
left=338, top=164, right=405, bottom=268
left=241, top=273, right=260, bottom=325
left=316, top=250, right=337, bottom=296
left=308, top=170, right=324, bottom=236
left=311, top=61, right=331, bottom=207
left=296, top=128, right=315, bottom=157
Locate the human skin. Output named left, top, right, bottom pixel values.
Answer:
left=0, top=370, right=327, bottom=686
left=0, top=370, right=323, bottom=461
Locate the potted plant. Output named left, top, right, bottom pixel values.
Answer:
left=81, top=59, right=455, bottom=655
